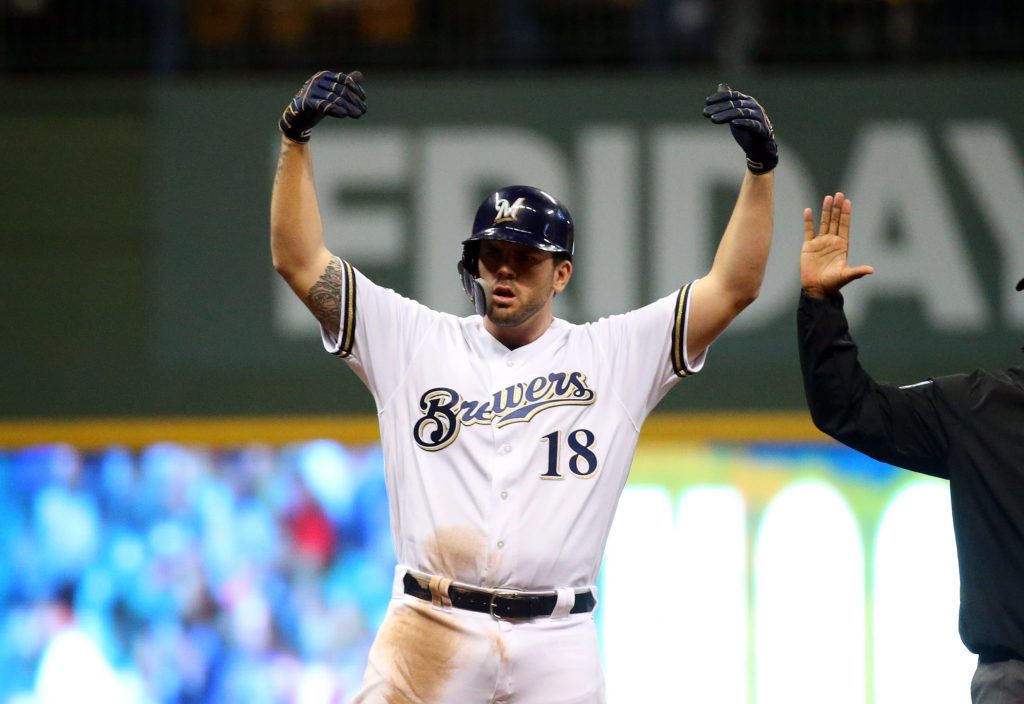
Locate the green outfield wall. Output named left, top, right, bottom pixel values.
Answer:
left=3, top=71, right=1023, bottom=418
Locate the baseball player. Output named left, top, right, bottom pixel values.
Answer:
left=270, top=70, right=777, bottom=703
left=799, top=193, right=1024, bottom=703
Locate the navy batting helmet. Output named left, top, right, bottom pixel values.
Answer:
left=457, top=185, right=574, bottom=315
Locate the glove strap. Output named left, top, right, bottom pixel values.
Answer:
left=746, top=146, right=778, bottom=175
left=279, top=106, right=312, bottom=144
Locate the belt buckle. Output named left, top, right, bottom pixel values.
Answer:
left=489, top=589, right=521, bottom=620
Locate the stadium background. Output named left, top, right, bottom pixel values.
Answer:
left=1, top=1, right=1022, bottom=701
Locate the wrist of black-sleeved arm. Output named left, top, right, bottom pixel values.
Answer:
left=798, top=288, right=847, bottom=330
left=797, top=290, right=850, bottom=365
left=796, top=289, right=866, bottom=434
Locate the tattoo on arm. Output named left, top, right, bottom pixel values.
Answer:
left=308, top=259, right=342, bottom=335
left=273, top=147, right=291, bottom=188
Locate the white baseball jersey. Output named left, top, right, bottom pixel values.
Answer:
left=321, top=258, right=705, bottom=591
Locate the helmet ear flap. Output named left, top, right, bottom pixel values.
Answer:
left=458, top=242, right=486, bottom=316
left=459, top=263, right=487, bottom=317
left=460, top=241, right=479, bottom=278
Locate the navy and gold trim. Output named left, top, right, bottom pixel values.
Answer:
left=337, top=258, right=357, bottom=358
left=671, top=282, right=695, bottom=377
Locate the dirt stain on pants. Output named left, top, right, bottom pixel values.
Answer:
left=373, top=600, right=466, bottom=704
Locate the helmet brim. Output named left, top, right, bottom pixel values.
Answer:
left=462, top=226, right=572, bottom=257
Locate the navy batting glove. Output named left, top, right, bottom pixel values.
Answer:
left=279, top=70, right=367, bottom=143
left=703, top=83, right=778, bottom=174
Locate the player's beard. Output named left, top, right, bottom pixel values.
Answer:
left=486, top=281, right=551, bottom=328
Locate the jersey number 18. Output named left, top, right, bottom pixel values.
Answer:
left=540, top=429, right=599, bottom=479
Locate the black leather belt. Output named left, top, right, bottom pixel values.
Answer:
left=402, top=572, right=596, bottom=620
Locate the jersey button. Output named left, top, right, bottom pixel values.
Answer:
left=501, top=444, right=511, bottom=454
left=506, top=359, right=514, bottom=367
left=500, top=491, right=508, bottom=500
left=497, top=541, right=505, bottom=549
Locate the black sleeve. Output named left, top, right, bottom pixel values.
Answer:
left=797, top=291, right=950, bottom=478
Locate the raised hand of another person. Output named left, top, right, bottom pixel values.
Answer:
left=800, top=192, right=875, bottom=299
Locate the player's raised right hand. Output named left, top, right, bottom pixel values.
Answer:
left=279, top=70, right=367, bottom=144
left=801, top=192, right=875, bottom=299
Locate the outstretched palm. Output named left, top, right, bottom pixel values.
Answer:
left=800, top=192, right=874, bottom=299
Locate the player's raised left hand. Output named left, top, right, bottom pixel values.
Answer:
left=703, top=83, right=778, bottom=174
left=279, top=70, right=367, bottom=144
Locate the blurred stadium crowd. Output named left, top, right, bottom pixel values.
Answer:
left=1, top=0, right=1021, bottom=73
left=0, top=442, right=393, bottom=703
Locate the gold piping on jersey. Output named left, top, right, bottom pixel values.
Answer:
left=338, top=259, right=357, bottom=358
left=671, top=282, right=694, bottom=377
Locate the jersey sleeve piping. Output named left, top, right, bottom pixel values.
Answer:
left=323, top=257, right=357, bottom=358
left=339, top=258, right=356, bottom=358
left=671, top=282, right=701, bottom=377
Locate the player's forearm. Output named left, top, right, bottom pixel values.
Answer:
left=270, top=137, right=332, bottom=288
left=707, top=170, right=774, bottom=309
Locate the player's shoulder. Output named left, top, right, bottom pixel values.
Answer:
left=351, top=265, right=448, bottom=316
left=577, top=293, right=680, bottom=331
left=551, top=316, right=595, bottom=339
left=428, top=309, right=480, bottom=336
